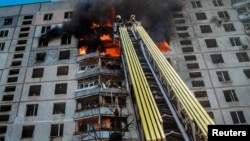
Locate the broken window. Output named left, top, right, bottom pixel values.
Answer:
left=4, top=86, right=16, bottom=92
left=230, top=111, right=246, bottom=124
left=32, top=68, right=44, bottom=78
left=0, top=115, right=9, bottom=122
left=0, top=42, right=5, bottom=50
left=64, top=11, right=73, bottom=19
left=59, top=50, right=70, bottom=60
left=41, top=26, right=51, bottom=34
left=229, top=37, right=241, bottom=46
left=50, top=124, right=64, bottom=137
left=3, top=17, right=13, bottom=26
left=200, top=25, right=212, bottom=33
left=61, top=34, right=71, bottom=45
left=236, top=52, right=250, bottom=62
left=191, top=80, right=205, bottom=87
left=243, top=69, right=250, bottom=78
left=216, top=71, right=231, bottom=82
left=223, top=23, right=236, bottom=32
left=43, top=13, right=53, bottom=21
left=223, top=90, right=238, bottom=102
left=213, top=0, right=223, bottom=7
left=211, top=54, right=224, bottom=63
left=57, top=66, right=69, bottom=76
left=0, top=30, right=8, bottom=38
left=26, top=104, right=38, bottom=116
left=189, top=72, right=202, bottom=78
left=21, top=125, right=35, bottom=138
left=191, top=1, right=202, bottom=8
left=55, top=83, right=67, bottom=94
left=205, top=39, right=218, bottom=48
left=195, top=12, right=207, bottom=20
left=53, top=103, right=66, bottom=114
left=0, top=105, right=11, bottom=112
left=36, top=52, right=46, bottom=62
left=2, top=95, right=14, bottom=101
left=29, top=85, right=41, bottom=96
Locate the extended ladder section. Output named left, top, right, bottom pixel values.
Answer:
left=135, top=26, right=215, bottom=140
left=119, top=27, right=166, bottom=141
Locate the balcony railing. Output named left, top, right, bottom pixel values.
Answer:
left=232, top=0, right=250, bottom=8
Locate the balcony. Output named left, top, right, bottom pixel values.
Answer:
left=77, top=52, right=99, bottom=62
left=232, top=0, right=250, bottom=8
left=73, top=130, right=131, bottom=141
left=74, top=106, right=129, bottom=119
left=76, top=68, right=100, bottom=79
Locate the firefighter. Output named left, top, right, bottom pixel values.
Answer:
left=114, top=15, right=123, bottom=34
left=127, top=14, right=138, bottom=30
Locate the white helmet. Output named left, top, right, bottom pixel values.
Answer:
left=130, top=14, right=135, bottom=18
left=116, top=15, right=121, bottom=19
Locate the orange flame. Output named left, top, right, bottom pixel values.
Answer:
left=157, top=40, right=169, bottom=52
left=100, top=34, right=112, bottom=41
left=100, top=47, right=120, bottom=57
left=78, top=46, right=87, bottom=55
left=91, top=22, right=100, bottom=29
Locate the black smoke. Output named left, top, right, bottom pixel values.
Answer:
left=39, top=0, right=182, bottom=52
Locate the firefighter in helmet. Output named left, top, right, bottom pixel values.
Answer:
left=114, top=15, right=123, bottom=34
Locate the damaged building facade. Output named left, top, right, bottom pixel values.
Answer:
left=0, top=0, right=250, bottom=141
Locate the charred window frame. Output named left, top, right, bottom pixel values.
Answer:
left=200, top=25, right=212, bottom=33
left=32, top=68, right=44, bottom=78
left=26, top=104, right=38, bottom=116
left=59, top=50, right=70, bottom=60
left=50, top=124, right=64, bottom=137
left=243, top=69, right=250, bottom=78
left=213, top=0, right=223, bottom=7
left=53, top=103, right=66, bottom=114
left=0, top=42, right=5, bottom=50
left=216, top=71, right=231, bottom=82
left=210, top=54, right=224, bottom=63
left=57, top=66, right=69, bottom=76
left=21, top=125, right=35, bottom=138
left=43, top=13, right=53, bottom=21
left=3, top=17, right=13, bottom=26
left=195, top=12, right=207, bottom=20
left=36, top=52, right=46, bottom=62
left=55, top=83, right=67, bottom=94
left=236, top=52, right=250, bottom=62
left=29, top=85, right=41, bottom=96
left=41, top=26, right=51, bottom=34
left=230, top=111, right=246, bottom=124
left=0, top=30, right=9, bottom=38
left=205, top=39, right=218, bottom=48
left=191, top=1, right=202, bottom=8
left=229, top=37, right=241, bottom=46
left=64, top=11, right=73, bottom=19
left=223, top=89, right=238, bottom=102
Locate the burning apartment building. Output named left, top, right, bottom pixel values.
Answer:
left=0, top=0, right=250, bottom=141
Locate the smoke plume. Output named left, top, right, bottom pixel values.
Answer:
left=39, top=0, right=182, bottom=52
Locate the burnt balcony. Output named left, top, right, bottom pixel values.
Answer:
left=77, top=67, right=122, bottom=79
left=75, top=86, right=100, bottom=98
left=77, top=52, right=99, bottom=62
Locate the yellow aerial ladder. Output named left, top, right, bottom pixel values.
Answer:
left=118, top=24, right=215, bottom=141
